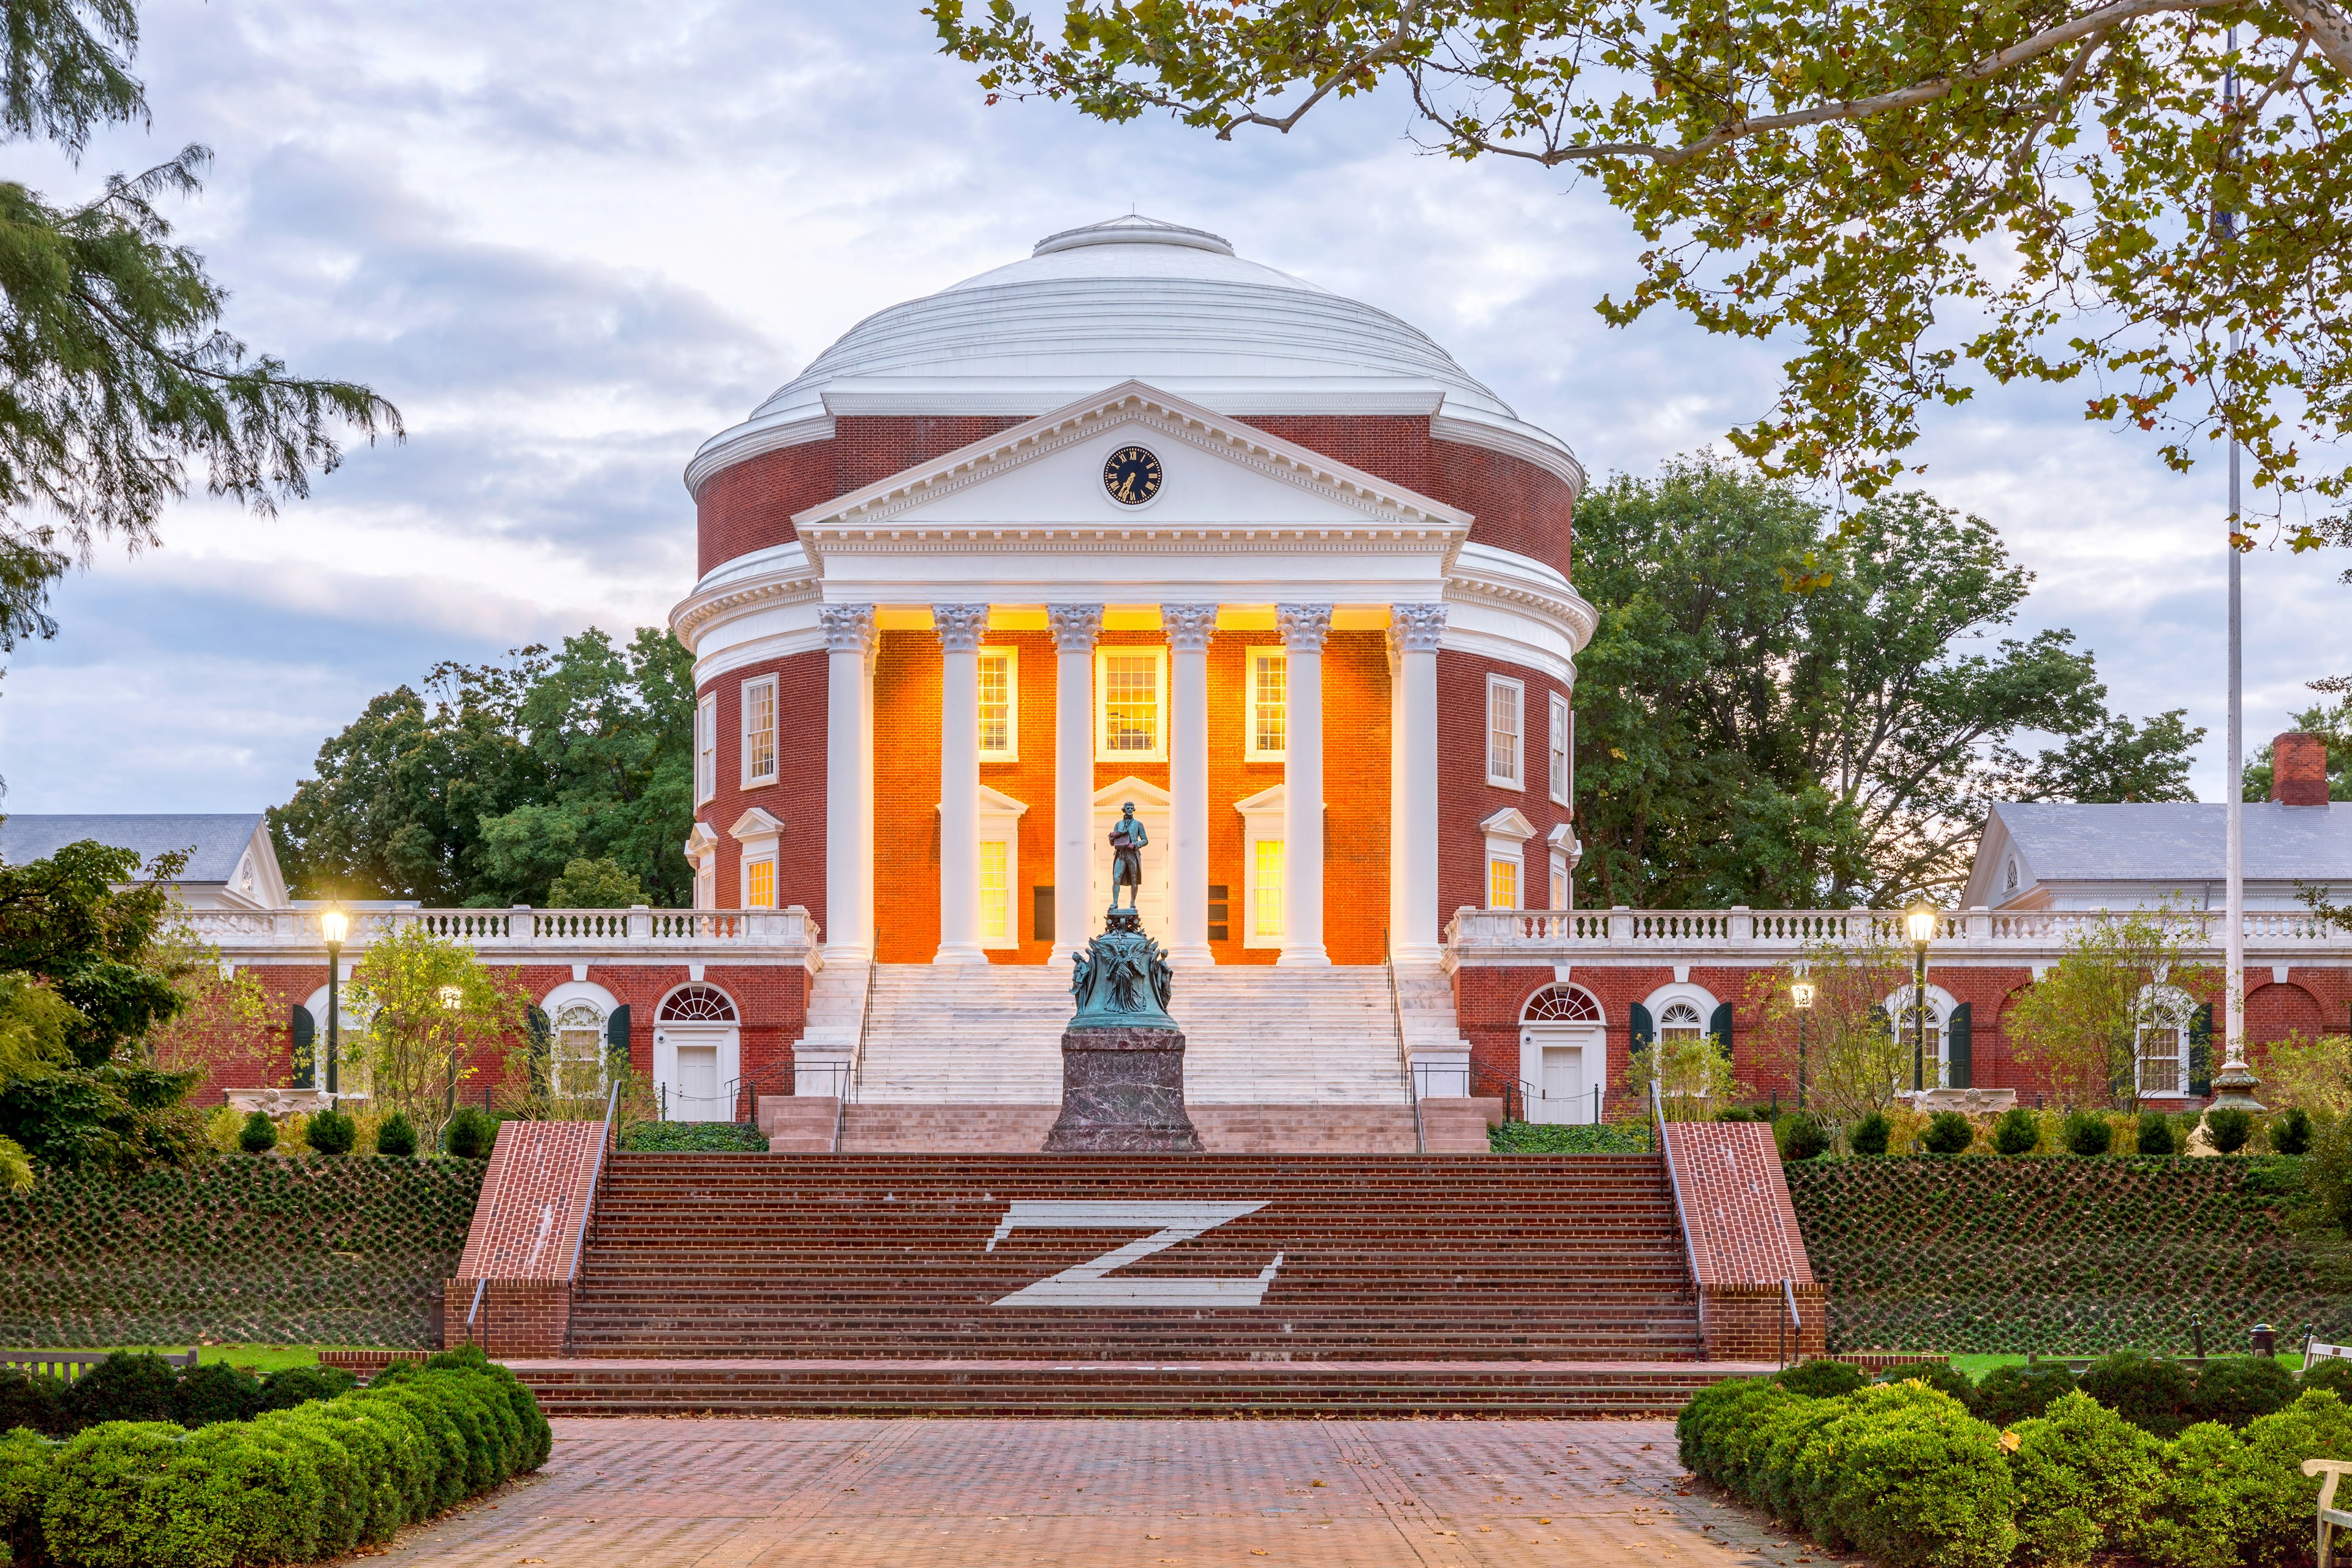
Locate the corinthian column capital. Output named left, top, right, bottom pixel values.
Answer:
left=933, top=604, right=990, bottom=653
left=818, top=603, right=876, bottom=655
left=1046, top=603, right=1104, bottom=654
left=1389, top=602, right=1447, bottom=654
left=1161, top=604, right=1219, bottom=652
left=1275, top=603, right=1333, bottom=654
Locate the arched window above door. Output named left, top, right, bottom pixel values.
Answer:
left=1522, top=984, right=1604, bottom=1023
left=658, top=985, right=738, bottom=1023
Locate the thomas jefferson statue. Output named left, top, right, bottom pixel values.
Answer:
left=1109, top=801, right=1147, bottom=911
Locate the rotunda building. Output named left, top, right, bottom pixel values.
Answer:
left=671, top=214, right=1594, bottom=1001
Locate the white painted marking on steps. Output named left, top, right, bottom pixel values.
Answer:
left=985, top=1200, right=1285, bottom=1306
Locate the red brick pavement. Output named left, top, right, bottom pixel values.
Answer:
left=371, top=1416, right=1833, bottom=1566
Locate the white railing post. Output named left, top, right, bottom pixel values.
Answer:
left=629, top=903, right=651, bottom=941
left=1728, top=905, right=1752, bottom=944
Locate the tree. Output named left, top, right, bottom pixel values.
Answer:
left=1750, top=935, right=1912, bottom=1123
left=342, top=923, right=527, bottom=1150
left=546, top=858, right=647, bottom=909
left=934, top=1, right=2352, bottom=552
left=269, top=626, right=695, bottom=908
left=1, top=1, right=398, bottom=745
left=1574, top=460, right=2201, bottom=907
left=2004, top=909, right=2211, bottom=1108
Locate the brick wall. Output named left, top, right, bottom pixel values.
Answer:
left=1436, top=648, right=1573, bottom=927
left=697, top=647, right=827, bottom=925
left=443, top=1119, right=607, bottom=1357
left=1432, top=438, right=1574, bottom=578
left=1659, top=1120, right=1828, bottom=1362
left=693, top=439, right=837, bottom=576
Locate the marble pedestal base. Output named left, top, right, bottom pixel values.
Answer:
left=1042, top=1026, right=1204, bottom=1153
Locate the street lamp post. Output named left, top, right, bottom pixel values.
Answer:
left=320, top=909, right=349, bottom=1101
left=1792, top=970, right=1816, bottom=1111
left=439, top=985, right=463, bottom=1125
left=1904, top=905, right=1938, bottom=1095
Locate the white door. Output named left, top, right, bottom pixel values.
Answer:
left=1521, top=1023, right=1607, bottom=1124
left=655, top=1025, right=739, bottom=1121
left=1542, top=1046, right=1588, bottom=1124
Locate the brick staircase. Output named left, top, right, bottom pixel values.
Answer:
left=524, top=1151, right=1717, bottom=1414
left=760, top=1100, right=1498, bottom=1154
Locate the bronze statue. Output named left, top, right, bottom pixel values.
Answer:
left=1109, top=801, right=1147, bottom=910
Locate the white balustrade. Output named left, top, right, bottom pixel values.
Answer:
left=179, top=906, right=822, bottom=963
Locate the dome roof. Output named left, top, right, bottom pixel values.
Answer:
left=687, top=216, right=1581, bottom=494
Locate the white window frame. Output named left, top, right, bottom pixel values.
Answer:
left=1550, top=850, right=1568, bottom=912
left=1245, top=647, right=1288, bottom=763
left=1486, top=674, right=1525, bottom=790
left=538, top=981, right=620, bottom=1100
left=2133, top=982, right=2196, bottom=1098
left=978, top=646, right=1019, bottom=764
left=973, top=785, right=1028, bottom=951
left=730, top=808, right=783, bottom=910
left=741, top=854, right=777, bottom=909
left=1479, top=808, right=1536, bottom=913
left=1883, top=983, right=1958, bottom=1090
left=1548, top=690, right=1570, bottom=807
left=696, top=694, right=717, bottom=805
left=1095, top=646, right=1169, bottom=763
left=1234, top=785, right=1287, bottom=949
left=740, top=674, right=778, bottom=788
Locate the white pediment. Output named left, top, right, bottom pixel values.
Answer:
left=1480, top=807, right=1537, bottom=842
left=729, top=808, right=785, bottom=843
left=794, top=381, right=1471, bottom=544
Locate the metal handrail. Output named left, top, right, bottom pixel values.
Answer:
left=1780, top=1278, right=1802, bottom=1368
left=561, top=1079, right=622, bottom=1356
left=849, top=929, right=881, bottom=1103
left=1653, top=1080, right=1711, bottom=1360
left=1384, top=929, right=1423, bottom=1153
left=829, top=1057, right=848, bottom=1154
left=465, top=1276, right=488, bottom=1350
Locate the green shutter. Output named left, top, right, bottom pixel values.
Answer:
left=1948, top=1001, right=1972, bottom=1090
left=1630, top=1004, right=1654, bottom=1075
left=289, top=1005, right=315, bottom=1089
left=526, top=1005, right=552, bottom=1093
left=1709, top=1001, right=1735, bottom=1067
left=2189, top=1003, right=2213, bottom=1095
left=605, top=1003, right=633, bottom=1074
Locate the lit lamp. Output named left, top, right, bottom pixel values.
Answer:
left=439, top=984, right=463, bottom=1122
left=1904, top=904, right=1938, bottom=1094
left=320, top=908, right=350, bottom=1100
left=1791, top=969, right=1816, bottom=1110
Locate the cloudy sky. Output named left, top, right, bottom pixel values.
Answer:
left=0, top=0, right=2339, bottom=813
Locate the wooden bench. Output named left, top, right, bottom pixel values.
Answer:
left=2305, top=1459, right=2352, bottom=1567
left=0, top=1349, right=198, bottom=1382
left=2307, top=1338, right=2352, bottom=1373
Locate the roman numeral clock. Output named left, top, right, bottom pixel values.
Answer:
left=1102, top=445, right=1163, bottom=507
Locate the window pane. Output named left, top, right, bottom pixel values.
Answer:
left=979, top=839, right=1008, bottom=941
left=1253, top=839, right=1284, bottom=938
left=2139, top=1027, right=2182, bottom=1094
left=978, top=650, right=1012, bottom=756
left=1549, top=693, right=1569, bottom=802
left=1252, top=652, right=1287, bottom=756
left=746, top=859, right=775, bottom=908
left=1550, top=865, right=1566, bottom=910
left=1489, top=858, right=1517, bottom=910
left=743, top=679, right=777, bottom=782
left=697, top=698, right=716, bottom=802
left=1103, top=653, right=1160, bottom=754
left=1489, top=681, right=1521, bottom=783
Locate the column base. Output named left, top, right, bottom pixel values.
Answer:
left=1164, top=944, right=1216, bottom=968
left=822, top=942, right=873, bottom=967
left=1276, top=946, right=1332, bottom=967
left=932, top=944, right=990, bottom=966
left=1390, top=944, right=1444, bottom=968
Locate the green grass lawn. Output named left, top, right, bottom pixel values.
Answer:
left=1941, top=1352, right=2305, bottom=1379
left=15, top=1344, right=347, bottom=1373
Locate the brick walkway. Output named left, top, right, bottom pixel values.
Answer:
left=374, top=1417, right=1827, bottom=1566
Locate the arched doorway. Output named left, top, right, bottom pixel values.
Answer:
left=1519, top=984, right=1607, bottom=1124
left=655, top=984, right=741, bottom=1121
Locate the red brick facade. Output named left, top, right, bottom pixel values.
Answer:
left=700, top=647, right=828, bottom=928
left=1436, top=649, right=1574, bottom=922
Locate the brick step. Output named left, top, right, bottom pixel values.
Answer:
left=502, top=1357, right=1757, bottom=1418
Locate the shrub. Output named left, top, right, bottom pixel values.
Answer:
left=2271, top=1106, right=2313, bottom=1157
left=2136, top=1110, right=2177, bottom=1157
left=236, top=1110, right=277, bottom=1154
left=1776, top=1112, right=1832, bottom=1161
left=1973, top=1363, right=2079, bottom=1428
left=443, top=1106, right=498, bottom=1159
left=376, top=1111, right=420, bottom=1158
left=59, top=1353, right=180, bottom=1429
left=619, top=1118, right=769, bottom=1152
left=2207, top=1106, right=2255, bottom=1156
left=172, top=1361, right=265, bottom=1428
left=259, top=1363, right=357, bottom=1412
left=37, top=1420, right=189, bottom=1568
left=0, top=1367, right=66, bottom=1436
left=1752, top=1389, right=1852, bottom=1524
left=1850, top=1110, right=1892, bottom=1156
left=0, top=1426, right=51, bottom=1565
left=1921, top=1112, right=1975, bottom=1156
left=306, top=1107, right=358, bottom=1156
left=2138, top=1420, right=2257, bottom=1568
left=2304, top=1358, right=2352, bottom=1399
left=2232, top=1390, right=2352, bottom=1567
left=2192, top=1354, right=2298, bottom=1428
left=1679, top=1377, right=1803, bottom=1493
left=1785, top=1382, right=2019, bottom=1567
left=1776, top=1358, right=1868, bottom=1399
left=1714, top=1106, right=1762, bottom=1123
left=2002, top=1390, right=2163, bottom=1567
left=1994, top=1107, right=2041, bottom=1156
left=2060, top=1110, right=2113, bottom=1157
left=2079, top=1349, right=2195, bottom=1438
left=1879, top=1362, right=1980, bottom=1412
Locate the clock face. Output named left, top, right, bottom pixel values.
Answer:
left=1102, top=445, right=1164, bottom=507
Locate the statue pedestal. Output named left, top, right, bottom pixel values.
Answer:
left=1043, top=1027, right=1204, bottom=1152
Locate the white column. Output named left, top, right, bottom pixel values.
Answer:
left=1163, top=604, right=1218, bottom=967
left=933, top=604, right=990, bottom=965
left=1047, top=605, right=1102, bottom=962
left=1276, top=603, right=1332, bottom=967
left=1389, top=603, right=1446, bottom=965
left=818, top=604, right=876, bottom=962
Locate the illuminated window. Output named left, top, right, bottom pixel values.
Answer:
left=696, top=695, right=717, bottom=804
left=978, top=647, right=1017, bottom=762
left=1548, top=692, right=1570, bottom=805
left=1252, top=838, right=1285, bottom=941
left=1246, top=649, right=1287, bottom=761
left=1550, top=854, right=1567, bottom=911
left=1487, top=675, right=1523, bottom=788
left=1489, top=857, right=1518, bottom=910
left=979, top=839, right=1009, bottom=943
left=1096, top=647, right=1166, bottom=761
left=741, top=674, right=778, bottom=787
left=744, top=857, right=775, bottom=909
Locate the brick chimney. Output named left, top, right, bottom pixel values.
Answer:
left=2274, top=731, right=2331, bottom=807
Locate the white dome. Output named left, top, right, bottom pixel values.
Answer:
left=687, top=215, right=1580, bottom=494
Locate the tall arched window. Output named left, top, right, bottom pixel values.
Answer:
left=551, top=1000, right=608, bottom=1096
left=2135, top=984, right=2196, bottom=1096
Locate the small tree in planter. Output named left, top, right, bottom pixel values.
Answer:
left=2006, top=908, right=2211, bottom=1111
left=345, top=924, right=527, bottom=1153
left=1749, top=935, right=1910, bottom=1124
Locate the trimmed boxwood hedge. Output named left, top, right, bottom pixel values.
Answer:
left=0, top=1159, right=484, bottom=1348
left=1679, top=1374, right=2352, bottom=1568
left=1784, top=1155, right=2336, bottom=1353
left=5, top=1346, right=547, bottom=1568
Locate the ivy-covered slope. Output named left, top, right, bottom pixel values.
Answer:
left=1784, top=1156, right=2343, bottom=1354
left=0, top=1159, right=484, bottom=1348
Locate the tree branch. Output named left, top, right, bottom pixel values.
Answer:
left=2280, top=0, right=2352, bottom=77
left=1216, top=0, right=1431, bottom=139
